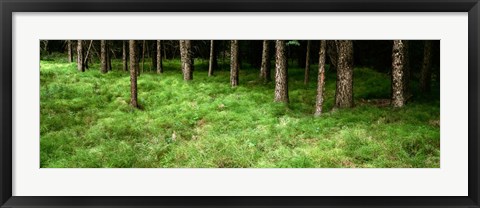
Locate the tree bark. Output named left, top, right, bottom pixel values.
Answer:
left=327, top=40, right=338, bottom=71
left=100, top=40, right=108, bottom=73
left=77, top=40, right=84, bottom=72
left=391, top=40, right=408, bottom=108
left=230, top=40, right=239, bottom=87
left=420, top=40, right=433, bottom=93
left=208, top=40, right=215, bottom=76
left=129, top=40, right=138, bottom=108
left=274, top=40, right=289, bottom=103
left=304, top=40, right=311, bottom=85
left=107, top=41, right=112, bottom=71
left=123, top=40, right=128, bottom=72
left=314, top=40, right=327, bottom=116
left=179, top=40, right=193, bottom=80
left=67, top=40, right=73, bottom=63
left=157, top=40, right=163, bottom=74
left=141, top=40, right=146, bottom=74
left=260, top=40, right=271, bottom=82
left=335, top=40, right=354, bottom=108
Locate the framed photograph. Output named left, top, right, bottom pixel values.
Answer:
left=1, top=0, right=479, bottom=207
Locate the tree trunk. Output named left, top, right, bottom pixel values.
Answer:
left=141, top=40, right=146, bottom=74
left=179, top=40, right=193, bottom=80
left=83, top=40, right=93, bottom=70
left=123, top=40, right=128, bottom=71
left=157, top=40, right=163, bottom=74
left=208, top=40, right=215, bottom=76
left=391, top=40, right=408, bottom=108
left=335, top=40, right=354, bottom=108
left=327, top=40, right=338, bottom=71
left=260, top=40, right=271, bottom=82
left=420, top=40, right=433, bottom=93
left=151, top=41, right=157, bottom=71
left=67, top=40, right=73, bottom=63
left=129, top=40, right=138, bottom=108
left=304, top=40, right=311, bottom=85
left=230, top=40, right=239, bottom=87
left=274, top=40, right=289, bottom=103
left=100, top=40, right=108, bottom=73
left=105, top=41, right=112, bottom=71
left=314, top=40, right=327, bottom=116
left=76, top=40, right=84, bottom=72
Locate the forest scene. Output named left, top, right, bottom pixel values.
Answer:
left=40, top=40, right=440, bottom=168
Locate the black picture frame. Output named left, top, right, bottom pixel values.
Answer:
left=1, top=0, right=479, bottom=207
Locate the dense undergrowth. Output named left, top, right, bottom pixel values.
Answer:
left=40, top=54, right=440, bottom=168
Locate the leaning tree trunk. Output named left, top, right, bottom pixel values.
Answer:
left=335, top=40, right=354, bottom=108
left=67, top=40, right=73, bottom=63
left=391, top=40, right=409, bottom=108
left=100, top=40, right=108, bottom=73
left=208, top=40, right=215, bottom=76
left=304, top=40, right=311, bottom=85
left=179, top=40, right=193, bottom=80
left=420, top=40, right=433, bottom=93
left=274, top=40, right=289, bottom=103
left=157, top=40, right=163, bottom=74
left=314, top=40, right=327, bottom=116
left=230, top=40, right=239, bottom=87
left=77, top=40, right=84, bottom=72
left=129, top=40, right=138, bottom=108
left=260, top=40, right=271, bottom=82
left=123, top=40, right=128, bottom=71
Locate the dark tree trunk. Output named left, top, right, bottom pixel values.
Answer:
left=123, top=40, right=128, bottom=71
left=420, top=40, right=433, bottom=93
left=208, top=40, right=215, bottom=76
left=327, top=40, right=338, bottom=71
left=157, top=40, right=163, bottom=74
left=314, top=40, right=327, bottom=116
left=335, top=40, right=354, bottom=108
left=151, top=41, right=157, bottom=71
left=106, top=41, right=112, bottom=71
left=100, top=40, right=108, bottom=73
left=274, top=40, right=289, bottom=103
left=230, top=40, right=239, bottom=87
left=391, top=40, right=409, bottom=108
left=260, top=40, right=271, bottom=82
left=129, top=40, right=138, bottom=108
left=67, top=40, right=73, bottom=63
left=180, top=40, right=193, bottom=80
left=304, top=40, right=311, bottom=85
left=141, top=40, right=146, bottom=74
left=77, top=40, right=84, bottom=72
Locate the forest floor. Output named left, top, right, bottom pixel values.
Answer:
left=40, top=54, right=440, bottom=168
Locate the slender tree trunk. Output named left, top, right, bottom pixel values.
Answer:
left=123, top=40, right=128, bottom=71
left=100, top=40, right=108, bottom=73
left=314, top=40, right=327, bottom=116
left=391, top=40, right=408, bottom=108
left=420, top=40, right=433, bottom=93
left=304, top=40, right=311, bottom=85
left=260, top=40, right=271, bottom=82
left=83, top=40, right=93, bottom=69
left=67, top=40, right=73, bottom=62
left=179, top=40, right=193, bottom=80
left=141, top=40, right=146, bottom=73
left=157, top=40, right=163, bottom=74
left=327, top=40, right=338, bottom=71
left=77, top=40, right=84, bottom=72
left=274, top=40, right=289, bottom=103
left=129, top=40, right=138, bottom=108
left=151, top=41, right=157, bottom=71
left=108, top=41, right=113, bottom=71
left=208, top=40, right=215, bottom=76
left=230, top=40, right=239, bottom=86
left=335, top=40, right=354, bottom=108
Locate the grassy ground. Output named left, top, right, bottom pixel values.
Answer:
left=40, top=54, right=440, bottom=168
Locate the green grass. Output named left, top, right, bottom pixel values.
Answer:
left=40, top=54, right=440, bottom=168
